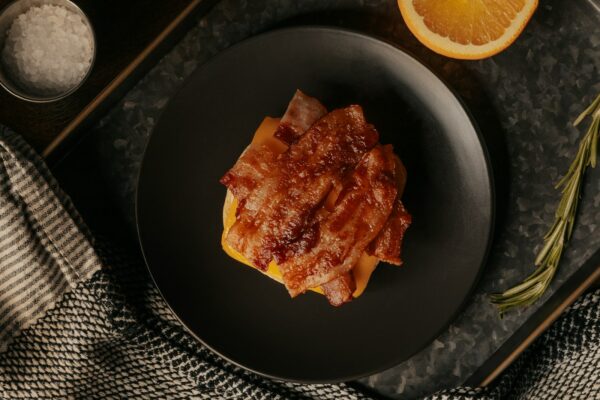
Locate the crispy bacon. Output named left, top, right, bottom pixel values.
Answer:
left=222, top=105, right=379, bottom=270
left=273, top=90, right=327, bottom=144
left=366, top=155, right=411, bottom=265
left=221, top=92, right=412, bottom=306
left=321, top=273, right=356, bottom=306
left=220, top=91, right=326, bottom=222
left=275, top=92, right=361, bottom=305
left=367, top=200, right=412, bottom=265
left=220, top=145, right=278, bottom=202
left=278, top=145, right=398, bottom=297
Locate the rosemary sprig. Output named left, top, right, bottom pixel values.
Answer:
left=490, top=92, right=600, bottom=315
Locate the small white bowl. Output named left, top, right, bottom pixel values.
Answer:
left=0, top=0, right=96, bottom=103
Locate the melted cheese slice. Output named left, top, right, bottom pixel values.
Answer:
left=221, top=117, right=380, bottom=297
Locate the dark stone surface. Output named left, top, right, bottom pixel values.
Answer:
left=72, top=0, right=600, bottom=398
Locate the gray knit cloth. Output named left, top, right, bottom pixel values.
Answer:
left=0, top=126, right=598, bottom=399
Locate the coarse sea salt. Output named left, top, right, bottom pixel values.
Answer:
left=1, top=4, right=93, bottom=94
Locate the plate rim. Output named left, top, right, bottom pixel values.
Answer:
left=135, top=25, right=496, bottom=384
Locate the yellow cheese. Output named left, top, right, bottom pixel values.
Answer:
left=221, top=117, right=380, bottom=298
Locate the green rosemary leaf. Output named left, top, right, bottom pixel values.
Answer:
left=574, top=93, right=600, bottom=126
left=590, top=118, right=598, bottom=168
left=491, top=92, right=600, bottom=315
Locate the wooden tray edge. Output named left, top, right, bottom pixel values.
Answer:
left=42, top=0, right=219, bottom=160
left=466, top=250, right=600, bottom=387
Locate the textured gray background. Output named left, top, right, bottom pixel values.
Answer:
left=81, top=0, right=600, bottom=398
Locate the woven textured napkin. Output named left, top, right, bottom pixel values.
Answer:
left=0, top=126, right=597, bottom=399
left=0, top=127, right=101, bottom=353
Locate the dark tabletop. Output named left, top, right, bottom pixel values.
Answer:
left=44, top=0, right=600, bottom=398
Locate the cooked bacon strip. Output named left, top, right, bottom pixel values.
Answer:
left=321, top=154, right=409, bottom=302
left=222, top=105, right=379, bottom=270
left=273, top=90, right=327, bottom=144
left=367, top=200, right=412, bottom=265
left=275, top=92, right=358, bottom=305
left=220, top=92, right=326, bottom=214
left=221, top=98, right=365, bottom=308
left=279, top=145, right=398, bottom=297
left=392, top=155, right=407, bottom=198
left=220, top=144, right=278, bottom=202
left=321, top=274, right=356, bottom=306
left=367, top=155, right=411, bottom=265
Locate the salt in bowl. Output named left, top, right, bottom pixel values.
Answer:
left=0, top=0, right=96, bottom=103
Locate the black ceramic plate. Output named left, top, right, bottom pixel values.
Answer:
left=136, top=27, right=494, bottom=383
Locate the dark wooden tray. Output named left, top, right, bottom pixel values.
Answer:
left=0, top=0, right=218, bottom=162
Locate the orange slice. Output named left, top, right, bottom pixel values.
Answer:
left=398, top=0, right=538, bottom=60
